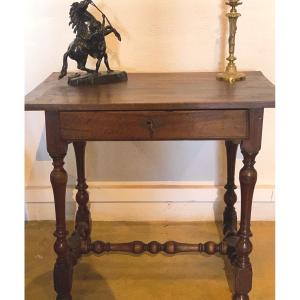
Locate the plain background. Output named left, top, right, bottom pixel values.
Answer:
left=0, top=0, right=299, bottom=299
left=25, top=0, right=275, bottom=222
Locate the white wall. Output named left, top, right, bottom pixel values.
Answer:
left=25, top=0, right=275, bottom=221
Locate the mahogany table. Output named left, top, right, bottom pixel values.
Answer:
left=25, top=72, right=275, bottom=300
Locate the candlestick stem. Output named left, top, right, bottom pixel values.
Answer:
left=217, top=0, right=246, bottom=84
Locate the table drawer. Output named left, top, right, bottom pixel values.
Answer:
left=60, top=110, right=248, bottom=141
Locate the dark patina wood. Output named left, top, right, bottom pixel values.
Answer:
left=224, top=140, right=239, bottom=236
left=73, top=142, right=91, bottom=248
left=25, top=72, right=274, bottom=111
left=45, top=112, right=73, bottom=300
left=60, top=110, right=248, bottom=141
left=233, top=109, right=264, bottom=300
left=25, top=72, right=275, bottom=300
left=89, top=240, right=228, bottom=255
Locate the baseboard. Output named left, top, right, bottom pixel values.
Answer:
left=25, top=182, right=275, bottom=221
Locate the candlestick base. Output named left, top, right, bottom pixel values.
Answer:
left=216, top=71, right=246, bottom=84
left=217, top=62, right=246, bottom=84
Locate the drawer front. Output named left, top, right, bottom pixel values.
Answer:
left=60, top=110, right=248, bottom=141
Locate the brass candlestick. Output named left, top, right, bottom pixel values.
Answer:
left=217, top=0, right=246, bottom=84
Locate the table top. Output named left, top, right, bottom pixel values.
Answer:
left=25, top=72, right=275, bottom=111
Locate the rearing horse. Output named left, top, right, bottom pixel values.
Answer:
left=59, top=0, right=121, bottom=79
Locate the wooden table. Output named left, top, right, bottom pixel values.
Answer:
left=25, top=72, right=275, bottom=300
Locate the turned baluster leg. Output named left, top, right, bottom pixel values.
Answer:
left=233, top=109, right=264, bottom=300
left=224, top=140, right=239, bottom=236
left=46, top=112, right=73, bottom=300
left=73, top=141, right=91, bottom=242
left=233, top=150, right=257, bottom=300
left=51, top=154, right=73, bottom=300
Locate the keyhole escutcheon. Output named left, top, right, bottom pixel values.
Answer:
left=146, top=119, right=154, bottom=137
left=141, top=118, right=160, bottom=138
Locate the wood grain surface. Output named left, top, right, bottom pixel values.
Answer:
left=25, top=72, right=275, bottom=111
left=60, top=110, right=248, bottom=141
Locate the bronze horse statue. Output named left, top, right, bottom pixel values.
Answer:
left=59, top=0, right=121, bottom=79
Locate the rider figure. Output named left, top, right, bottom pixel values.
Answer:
left=70, top=0, right=105, bottom=42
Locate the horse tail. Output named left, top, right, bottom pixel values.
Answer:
left=59, top=51, right=69, bottom=79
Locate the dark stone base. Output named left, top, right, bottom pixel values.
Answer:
left=68, top=71, right=128, bottom=87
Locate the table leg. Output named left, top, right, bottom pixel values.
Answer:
left=73, top=141, right=91, bottom=243
left=72, top=142, right=91, bottom=256
left=233, top=150, right=258, bottom=300
left=50, top=152, right=73, bottom=300
left=232, top=109, right=264, bottom=300
left=224, top=141, right=238, bottom=236
left=46, top=112, right=73, bottom=300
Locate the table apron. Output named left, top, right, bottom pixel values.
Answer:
left=59, top=110, right=249, bottom=141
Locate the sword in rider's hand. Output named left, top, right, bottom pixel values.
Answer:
left=89, top=1, right=112, bottom=27
left=89, top=0, right=121, bottom=41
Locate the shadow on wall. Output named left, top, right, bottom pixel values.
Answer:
left=85, top=141, right=222, bottom=182
left=35, top=128, right=232, bottom=185
left=36, top=128, right=50, bottom=161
